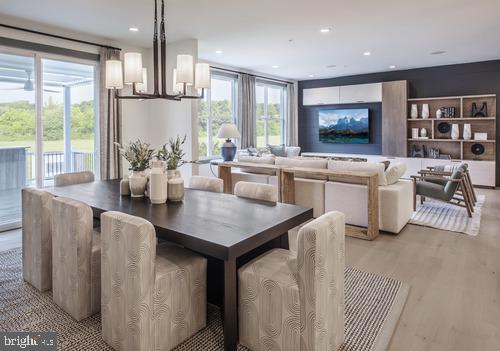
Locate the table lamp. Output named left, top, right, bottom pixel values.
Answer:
left=217, top=123, right=241, bottom=161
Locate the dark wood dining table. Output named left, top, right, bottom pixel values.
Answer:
left=45, top=179, right=313, bottom=351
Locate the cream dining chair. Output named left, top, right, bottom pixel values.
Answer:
left=238, top=211, right=346, bottom=351
left=188, top=175, right=224, bottom=193
left=100, top=211, right=207, bottom=351
left=233, top=181, right=278, bottom=202
left=54, top=171, right=95, bottom=187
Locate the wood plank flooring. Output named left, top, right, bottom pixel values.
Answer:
left=1, top=188, right=499, bottom=350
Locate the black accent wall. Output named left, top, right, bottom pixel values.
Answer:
left=298, top=59, right=500, bottom=185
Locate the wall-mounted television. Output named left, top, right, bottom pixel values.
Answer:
left=319, top=108, right=370, bottom=143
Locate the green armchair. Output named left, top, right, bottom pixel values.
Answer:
left=412, top=167, right=474, bottom=217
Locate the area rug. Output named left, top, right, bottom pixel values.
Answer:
left=410, top=195, right=485, bottom=236
left=0, top=248, right=409, bottom=351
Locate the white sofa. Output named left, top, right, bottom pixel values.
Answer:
left=229, top=155, right=413, bottom=234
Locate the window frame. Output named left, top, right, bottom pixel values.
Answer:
left=256, top=79, right=287, bottom=147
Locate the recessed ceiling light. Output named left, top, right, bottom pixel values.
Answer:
left=389, top=65, right=397, bottom=69
left=363, top=51, right=372, bottom=56
left=129, top=27, right=139, bottom=32
left=326, top=64, right=336, bottom=68
left=308, top=74, right=315, bottom=78
left=215, top=50, right=223, bottom=54
left=320, top=28, right=331, bottom=33
left=272, top=65, right=279, bottom=69
left=431, top=50, right=446, bottom=55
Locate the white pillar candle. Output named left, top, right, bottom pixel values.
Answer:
left=195, top=63, right=210, bottom=89
left=124, top=52, right=143, bottom=84
left=105, top=60, right=123, bottom=89
left=176, top=54, right=194, bottom=84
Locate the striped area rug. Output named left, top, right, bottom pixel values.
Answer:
left=0, top=248, right=409, bottom=351
left=410, top=195, right=485, bottom=236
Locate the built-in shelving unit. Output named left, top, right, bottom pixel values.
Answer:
left=407, top=94, right=496, bottom=161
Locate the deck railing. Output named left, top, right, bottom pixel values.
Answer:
left=26, top=150, right=94, bottom=181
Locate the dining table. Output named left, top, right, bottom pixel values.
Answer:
left=45, top=179, right=313, bottom=351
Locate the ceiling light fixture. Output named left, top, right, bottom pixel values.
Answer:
left=129, top=27, right=139, bottom=32
left=272, top=65, right=279, bottom=69
left=320, top=28, right=331, bottom=33
left=215, top=50, right=223, bottom=54
left=363, top=51, right=372, bottom=56
left=430, top=50, right=446, bottom=55
left=326, top=64, right=336, bottom=68
left=106, top=0, right=209, bottom=101
left=308, top=74, right=315, bottom=78
left=389, top=65, right=397, bottom=69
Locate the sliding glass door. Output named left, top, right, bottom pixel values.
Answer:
left=0, top=47, right=99, bottom=230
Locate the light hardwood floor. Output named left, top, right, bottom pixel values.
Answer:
left=1, top=189, right=499, bottom=350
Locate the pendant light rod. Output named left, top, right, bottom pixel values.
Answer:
left=153, top=0, right=159, bottom=95
left=160, top=0, right=167, bottom=96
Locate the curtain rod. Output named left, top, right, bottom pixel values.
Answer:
left=211, top=66, right=294, bottom=85
left=0, top=23, right=122, bottom=51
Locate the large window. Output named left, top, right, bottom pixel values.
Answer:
left=256, top=81, right=286, bottom=147
left=198, top=72, right=238, bottom=158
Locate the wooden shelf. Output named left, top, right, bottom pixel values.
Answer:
left=408, top=138, right=495, bottom=143
left=408, top=94, right=496, bottom=102
left=408, top=117, right=496, bottom=121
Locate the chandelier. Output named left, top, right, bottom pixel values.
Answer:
left=104, top=0, right=210, bottom=101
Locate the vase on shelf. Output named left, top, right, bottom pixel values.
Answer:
left=412, top=128, right=419, bottom=139
left=436, top=109, right=443, bottom=118
left=129, top=171, right=148, bottom=197
left=463, top=124, right=472, bottom=140
left=410, top=104, right=418, bottom=119
left=420, top=128, right=427, bottom=138
left=451, top=124, right=459, bottom=140
left=421, top=104, right=430, bottom=119
left=149, top=161, right=168, bottom=204
left=167, top=169, right=184, bottom=202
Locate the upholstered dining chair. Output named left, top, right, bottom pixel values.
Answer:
left=238, top=211, right=346, bottom=351
left=233, top=181, right=278, bottom=202
left=54, top=171, right=95, bottom=187
left=51, top=196, right=101, bottom=321
left=188, top=175, right=224, bottom=193
left=22, top=188, right=54, bottom=292
left=412, top=167, right=474, bottom=217
left=100, top=211, right=207, bottom=351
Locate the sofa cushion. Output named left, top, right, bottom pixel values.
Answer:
left=385, top=163, right=407, bottom=185
left=237, top=155, right=276, bottom=175
left=268, top=144, right=287, bottom=157
left=327, top=160, right=387, bottom=186
left=285, top=146, right=301, bottom=158
left=275, top=156, right=327, bottom=169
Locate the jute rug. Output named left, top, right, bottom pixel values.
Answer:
left=410, top=195, right=485, bottom=236
left=0, top=248, right=409, bottom=351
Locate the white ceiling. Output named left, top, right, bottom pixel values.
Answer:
left=1, top=0, right=500, bottom=80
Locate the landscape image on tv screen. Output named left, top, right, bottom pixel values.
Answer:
left=319, top=108, right=369, bottom=143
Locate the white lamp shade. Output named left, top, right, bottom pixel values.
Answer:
left=195, top=63, right=210, bottom=89
left=172, top=68, right=183, bottom=94
left=176, top=54, right=194, bottom=84
left=124, top=52, right=143, bottom=84
left=217, top=123, right=241, bottom=139
left=105, top=60, right=123, bottom=89
left=135, top=68, right=148, bottom=93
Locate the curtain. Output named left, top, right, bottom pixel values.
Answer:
left=237, top=74, right=256, bottom=148
left=99, top=48, right=122, bottom=180
left=286, top=82, right=299, bottom=146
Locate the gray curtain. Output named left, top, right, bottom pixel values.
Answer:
left=237, top=74, right=256, bottom=148
left=99, top=48, right=122, bottom=180
left=286, top=82, right=298, bottom=146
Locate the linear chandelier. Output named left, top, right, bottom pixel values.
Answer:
left=104, top=0, right=210, bottom=101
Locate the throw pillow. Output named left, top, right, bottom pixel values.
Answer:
left=268, top=144, right=287, bottom=157
left=380, top=160, right=391, bottom=170
left=385, top=163, right=407, bottom=185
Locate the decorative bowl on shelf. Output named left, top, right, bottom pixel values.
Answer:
left=471, top=143, right=485, bottom=156
left=437, top=122, right=451, bottom=134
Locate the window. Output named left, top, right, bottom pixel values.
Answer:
left=256, top=81, right=286, bottom=147
left=198, top=72, right=238, bottom=158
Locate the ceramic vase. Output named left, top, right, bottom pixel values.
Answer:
left=463, top=124, right=472, bottom=140
left=451, top=124, right=459, bottom=140
left=420, top=128, right=427, bottom=138
left=120, top=179, right=130, bottom=196
left=167, top=169, right=184, bottom=202
left=129, top=171, right=147, bottom=197
left=149, top=161, right=168, bottom=204
left=410, top=104, right=418, bottom=119
left=436, top=109, right=443, bottom=118
left=422, top=104, right=430, bottom=119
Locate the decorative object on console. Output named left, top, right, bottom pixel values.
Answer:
left=463, top=124, right=472, bottom=140
left=421, top=104, right=430, bottom=119
left=436, top=109, right=443, bottom=118
left=451, top=124, right=459, bottom=140
left=217, top=123, right=241, bottom=161
left=411, top=144, right=425, bottom=158
left=104, top=0, right=210, bottom=101
left=471, top=143, right=485, bottom=156
left=471, top=102, right=488, bottom=117
left=115, top=139, right=154, bottom=197
left=420, top=128, right=428, bottom=138
left=411, top=104, right=418, bottom=119
left=429, top=147, right=440, bottom=159
left=437, top=122, right=451, bottom=134
left=149, top=161, right=168, bottom=204
left=474, top=132, right=488, bottom=141
left=412, top=128, right=419, bottom=139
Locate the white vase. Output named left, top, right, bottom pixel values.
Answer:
left=412, top=128, right=419, bottom=139
left=149, top=161, right=168, bottom=204
left=436, top=109, right=443, bottom=118
left=129, top=171, right=148, bottom=197
left=420, top=128, right=427, bottom=138
left=463, top=124, right=472, bottom=140
left=451, top=124, right=459, bottom=140
left=422, top=104, right=430, bottom=119
left=410, top=104, right=418, bottom=119
left=120, top=179, right=130, bottom=196
left=167, top=169, right=184, bottom=202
